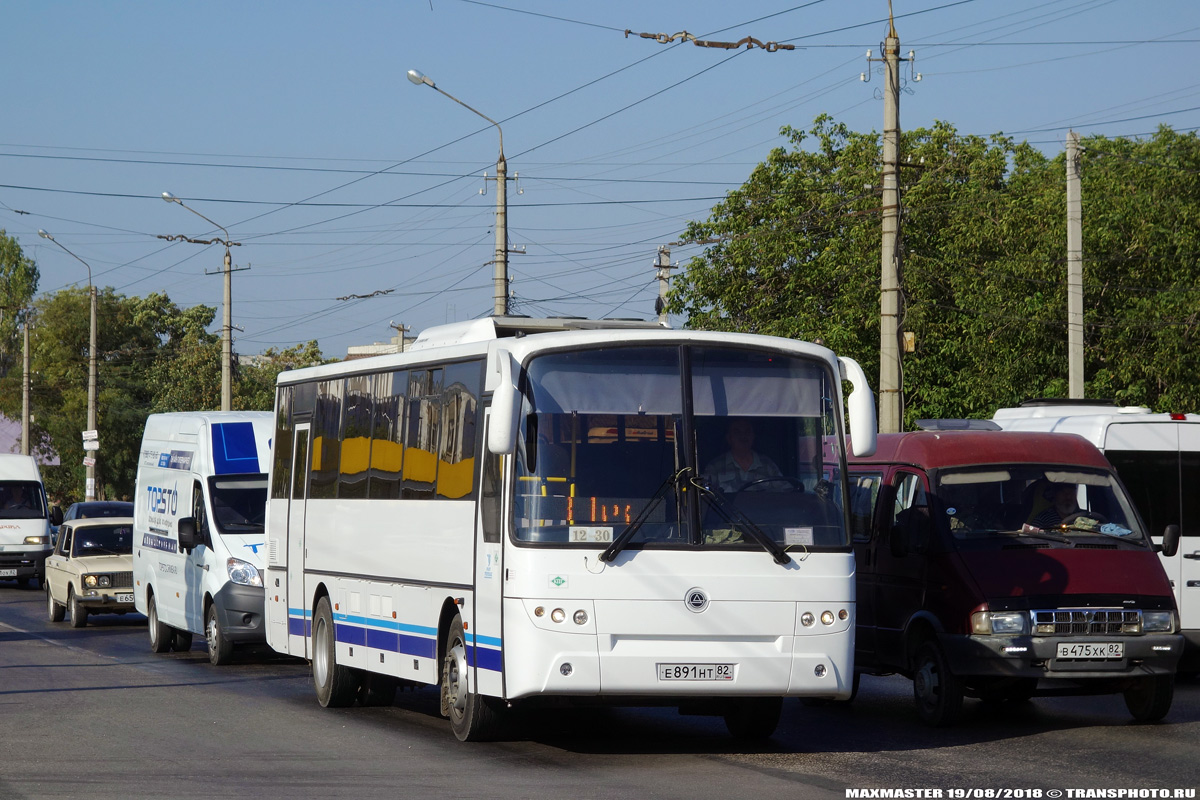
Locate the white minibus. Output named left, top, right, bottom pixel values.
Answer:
left=133, top=411, right=273, bottom=664
left=263, top=317, right=876, bottom=740
left=0, top=454, right=57, bottom=588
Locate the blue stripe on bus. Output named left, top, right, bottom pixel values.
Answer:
left=468, top=645, right=502, bottom=672
left=288, top=610, right=501, bottom=670
left=466, top=632, right=502, bottom=648
left=211, top=422, right=261, bottom=474
left=287, top=616, right=311, bottom=637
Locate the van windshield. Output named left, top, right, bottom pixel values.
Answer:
left=935, top=465, right=1148, bottom=547
left=0, top=481, right=45, bottom=519
left=207, top=475, right=267, bottom=534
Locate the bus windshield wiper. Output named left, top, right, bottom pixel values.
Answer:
left=599, top=469, right=687, bottom=564
left=693, top=480, right=792, bottom=567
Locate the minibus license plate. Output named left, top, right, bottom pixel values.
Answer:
left=0, top=568, right=16, bottom=577
left=658, top=664, right=734, bottom=681
left=116, top=593, right=134, bottom=603
left=1056, top=642, right=1123, bottom=659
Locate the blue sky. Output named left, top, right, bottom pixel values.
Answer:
left=2, top=0, right=1196, bottom=358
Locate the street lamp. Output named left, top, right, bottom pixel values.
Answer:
left=160, top=191, right=240, bottom=411
left=407, top=68, right=510, bottom=316
left=37, top=229, right=99, bottom=502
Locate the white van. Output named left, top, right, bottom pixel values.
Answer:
left=0, top=454, right=58, bottom=588
left=993, top=400, right=1200, bottom=672
left=133, top=411, right=273, bottom=664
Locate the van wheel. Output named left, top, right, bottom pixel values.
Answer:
left=1124, top=675, right=1173, bottom=722
left=313, top=597, right=357, bottom=708
left=46, top=584, right=65, bottom=622
left=68, top=588, right=88, bottom=628
left=148, top=593, right=172, bottom=653
left=206, top=604, right=235, bottom=666
left=912, top=640, right=963, bottom=727
left=723, top=697, right=782, bottom=739
left=441, top=613, right=504, bottom=741
left=173, top=630, right=194, bottom=652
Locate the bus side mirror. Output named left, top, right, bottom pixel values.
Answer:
left=178, top=517, right=198, bottom=553
left=838, top=356, right=877, bottom=457
left=488, top=350, right=521, bottom=455
left=1159, top=524, right=1180, bottom=557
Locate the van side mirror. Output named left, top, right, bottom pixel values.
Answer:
left=49, top=506, right=63, bottom=526
left=1159, top=524, right=1180, bottom=557
left=177, top=516, right=198, bottom=553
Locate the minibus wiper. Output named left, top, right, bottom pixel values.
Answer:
left=693, top=480, right=791, bottom=567
left=599, top=469, right=688, bottom=564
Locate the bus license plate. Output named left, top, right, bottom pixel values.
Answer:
left=1056, top=642, right=1124, bottom=659
left=0, top=569, right=17, bottom=577
left=658, top=663, right=734, bottom=681
left=116, top=593, right=134, bottom=603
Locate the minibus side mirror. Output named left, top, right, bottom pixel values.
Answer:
left=49, top=505, right=63, bottom=526
left=1159, top=524, right=1180, bottom=557
left=177, top=516, right=199, bottom=553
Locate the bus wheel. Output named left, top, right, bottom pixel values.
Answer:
left=1124, top=675, right=1173, bottom=722
left=148, top=593, right=172, bottom=653
left=912, top=640, right=963, bottom=727
left=206, top=604, right=234, bottom=666
left=313, top=597, right=356, bottom=708
left=68, top=588, right=88, bottom=628
left=441, top=613, right=503, bottom=742
left=724, top=697, right=782, bottom=739
left=46, top=584, right=65, bottom=623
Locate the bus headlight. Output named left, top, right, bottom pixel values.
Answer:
left=971, top=611, right=1028, bottom=635
left=550, top=608, right=566, bottom=623
left=1143, top=611, right=1176, bottom=633
left=226, top=558, right=263, bottom=587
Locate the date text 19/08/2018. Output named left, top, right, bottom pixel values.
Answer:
left=845, top=791, right=1196, bottom=799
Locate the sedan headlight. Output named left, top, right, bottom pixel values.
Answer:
left=226, top=557, right=263, bottom=587
left=82, top=574, right=112, bottom=589
left=971, top=610, right=1028, bottom=635
left=1142, top=610, right=1177, bottom=633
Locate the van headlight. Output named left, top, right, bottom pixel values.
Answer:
left=226, top=557, right=263, bottom=587
left=24, top=535, right=48, bottom=545
left=971, top=610, right=1028, bottom=635
left=1142, top=610, right=1176, bottom=633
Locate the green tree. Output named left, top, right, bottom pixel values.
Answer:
left=0, top=230, right=39, bottom=380
left=670, top=118, right=1200, bottom=423
left=236, top=340, right=327, bottom=411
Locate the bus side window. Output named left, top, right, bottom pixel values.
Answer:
left=438, top=362, right=481, bottom=500
left=271, top=386, right=293, bottom=501
left=480, top=451, right=502, bottom=543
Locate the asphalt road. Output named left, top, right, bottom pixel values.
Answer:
left=2, top=582, right=1198, bottom=800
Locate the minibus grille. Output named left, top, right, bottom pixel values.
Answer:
left=1032, top=609, right=1142, bottom=635
left=110, top=571, right=134, bottom=589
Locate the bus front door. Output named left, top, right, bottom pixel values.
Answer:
left=472, top=412, right=505, bottom=699
left=286, top=423, right=311, bottom=658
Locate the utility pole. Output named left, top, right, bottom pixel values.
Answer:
left=863, top=5, right=917, bottom=434
left=21, top=321, right=30, bottom=457
left=653, top=246, right=673, bottom=325
left=1066, top=130, right=1084, bottom=398
left=389, top=321, right=410, bottom=353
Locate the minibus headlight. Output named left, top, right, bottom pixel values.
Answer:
left=226, top=558, right=263, bottom=587
left=1142, top=611, right=1176, bottom=633
left=23, top=535, right=47, bottom=545
left=970, top=611, right=1027, bottom=635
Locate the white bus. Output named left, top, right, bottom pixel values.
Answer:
left=263, top=317, right=877, bottom=740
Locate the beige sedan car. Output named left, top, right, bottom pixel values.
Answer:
left=45, top=517, right=136, bottom=628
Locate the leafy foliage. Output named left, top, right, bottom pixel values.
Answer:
left=669, top=118, right=1200, bottom=424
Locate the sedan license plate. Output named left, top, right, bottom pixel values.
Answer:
left=658, top=663, right=734, bottom=681
left=116, top=593, right=134, bottom=603
left=0, top=569, right=17, bottom=577
left=1056, top=641, right=1124, bottom=659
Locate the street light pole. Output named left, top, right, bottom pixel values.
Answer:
left=161, top=192, right=238, bottom=411
left=38, top=229, right=98, bottom=501
left=407, top=69, right=509, bottom=316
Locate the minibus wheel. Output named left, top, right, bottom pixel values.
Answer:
left=441, top=613, right=503, bottom=742
left=912, top=640, right=963, bottom=727
left=206, top=604, right=234, bottom=665
left=1123, top=675, right=1173, bottom=722
left=147, top=592, right=172, bottom=653
left=46, top=584, right=65, bottom=623
left=313, top=597, right=357, bottom=708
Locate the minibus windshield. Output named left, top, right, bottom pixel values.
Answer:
left=936, top=465, right=1148, bottom=546
left=208, top=475, right=268, bottom=534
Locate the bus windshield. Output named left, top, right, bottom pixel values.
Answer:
left=512, top=345, right=848, bottom=551
left=936, top=465, right=1149, bottom=548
